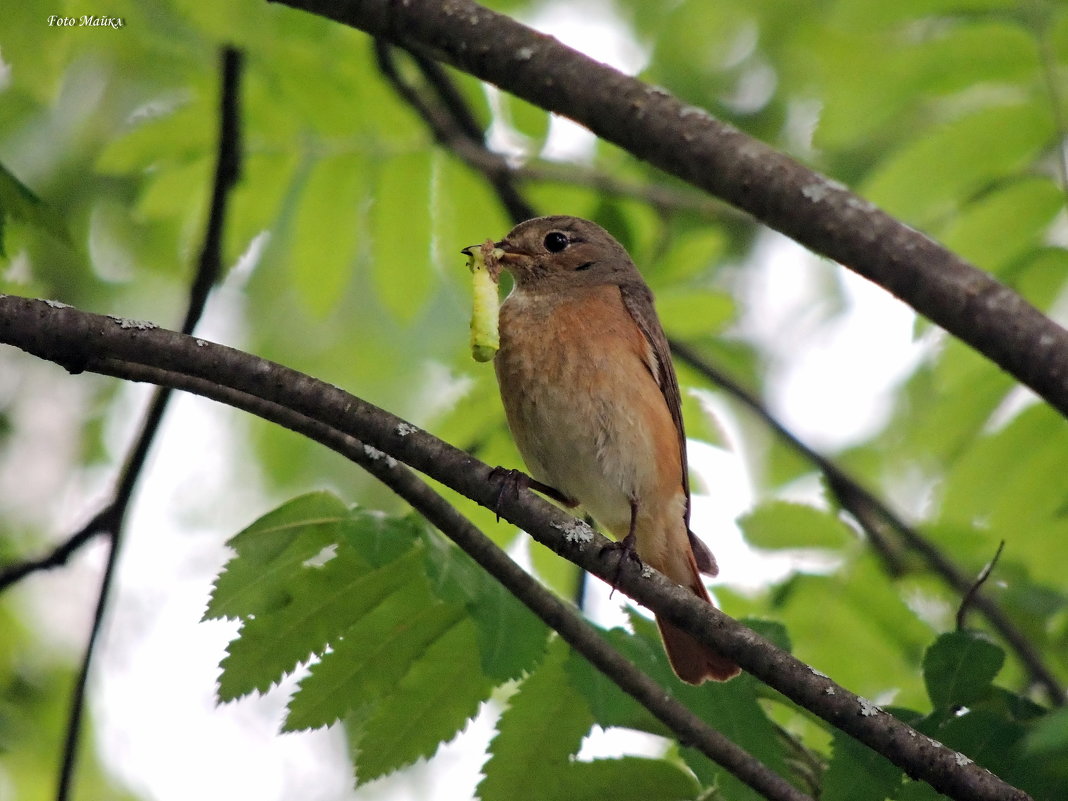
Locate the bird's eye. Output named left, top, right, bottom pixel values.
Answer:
left=543, top=231, right=569, bottom=253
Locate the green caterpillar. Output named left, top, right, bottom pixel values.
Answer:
left=464, top=240, right=503, bottom=362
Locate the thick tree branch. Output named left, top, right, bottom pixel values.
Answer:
left=271, top=0, right=1068, bottom=418
left=0, top=295, right=1031, bottom=801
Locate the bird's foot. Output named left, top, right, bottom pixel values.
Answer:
left=488, top=467, right=577, bottom=521
left=600, top=533, right=643, bottom=598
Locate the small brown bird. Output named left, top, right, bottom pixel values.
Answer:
left=487, top=215, right=738, bottom=684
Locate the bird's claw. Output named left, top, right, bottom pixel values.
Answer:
left=601, top=534, right=642, bottom=598
left=488, top=467, right=577, bottom=521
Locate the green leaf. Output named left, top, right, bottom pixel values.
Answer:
left=290, top=153, right=366, bottom=317
left=1024, top=707, right=1068, bottom=756
left=479, top=638, right=595, bottom=801
left=738, top=500, right=855, bottom=550
left=339, top=508, right=426, bottom=568
left=204, top=491, right=350, bottom=622
left=656, top=288, right=735, bottom=338
left=286, top=592, right=463, bottom=731
left=922, top=631, right=1005, bottom=711
left=862, top=102, right=1054, bottom=224
left=925, top=708, right=1026, bottom=779
left=940, top=178, right=1064, bottom=274
left=0, top=161, right=70, bottom=255
left=354, top=616, right=493, bottom=783
left=372, top=151, right=434, bottom=321
left=217, top=546, right=427, bottom=701
left=501, top=93, right=550, bottom=148
left=604, top=613, right=786, bottom=801
left=823, top=725, right=903, bottom=801
left=560, top=757, right=700, bottom=801
left=529, top=536, right=585, bottom=600
left=770, top=557, right=934, bottom=705
left=940, top=403, right=1068, bottom=534
left=419, top=529, right=549, bottom=682
left=651, top=227, right=728, bottom=285
left=565, top=625, right=669, bottom=737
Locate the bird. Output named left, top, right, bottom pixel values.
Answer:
left=484, top=214, right=739, bottom=684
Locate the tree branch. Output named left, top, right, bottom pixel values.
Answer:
left=271, top=0, right=1068, bottom=418
left=0, top=295, right=1031, bottom=801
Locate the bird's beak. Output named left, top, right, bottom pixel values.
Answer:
left=460, top=244, right=478, bottom=257
left=493, top=240, right=526, bottom=264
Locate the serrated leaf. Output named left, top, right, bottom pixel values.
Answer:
left=560, top=757, right=700, bottom=801
left=286, top=594, right=465, bottom=731
left=217, top=546, right=427, bottom=702
left=923, top=631, right=1005, bottom=711
left=768, top=557, right=933, bottom=705
left=479, top=639, right=595, bottom=801
left=354, top=616, right=492, bottom=783
left=564, top=623, right=668, bottom=736
left=204, top=491, right=350, bottom=622
left=927, top=709, right=1026, bottom=778
left=420, top=529, right=549, bottom=682
left=576, top=612, right=785, bottom=801
left=340, top=509, right=426, bottom=568
left=738, top=501, right=855, bottom=550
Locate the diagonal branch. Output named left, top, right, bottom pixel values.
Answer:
left=271, top=0, right=1068, bottom=418
left=0, top=295, right=1032, bottom=801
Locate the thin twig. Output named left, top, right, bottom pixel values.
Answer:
left=957, top=541, right=1007, bottom=631
left=53, top=47, right=243, bottom=801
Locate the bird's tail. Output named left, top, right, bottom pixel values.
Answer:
left=653, top=544, right=739, bottom=684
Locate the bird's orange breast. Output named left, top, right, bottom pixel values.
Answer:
left=494, top=283, right=684, bottom=542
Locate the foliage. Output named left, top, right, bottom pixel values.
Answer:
left=1, top=0, right=1067, bottom=799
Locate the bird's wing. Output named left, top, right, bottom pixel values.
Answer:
left=619, top=282, right=717, bottom=575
